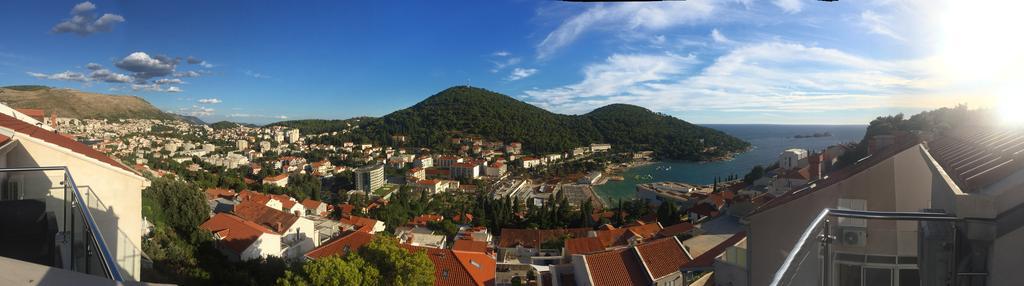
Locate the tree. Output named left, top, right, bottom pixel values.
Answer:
left=657, top=201, right=679, bottom=226
left=359, top=236, right=435, bottom=286
left=277, top=254, right=379, bottom=286
left=143, top=177, right=209, bottom=237
left=743, top=165, right=766, bottom=185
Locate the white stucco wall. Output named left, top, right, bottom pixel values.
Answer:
left=2, top=136, right=148, bottom=280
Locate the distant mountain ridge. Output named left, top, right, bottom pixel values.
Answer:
left=0, top=85, right=175, bottom=120
left=353, top=86, right=750, bottom=160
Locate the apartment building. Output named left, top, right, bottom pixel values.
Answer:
left=355, top=163, right=384, bottom=192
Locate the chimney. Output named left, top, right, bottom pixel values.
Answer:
left=808, top=152, right=823, bottom=180
left=50, top=111, right=57, bottom=130
left=275, top=222, right=283, bottom=233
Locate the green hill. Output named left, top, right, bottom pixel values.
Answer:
left=0, top=86, right=173, bottom=120
left=354, top=86, right=749, bottom=160
left=268, top=117, right=372, bottom=134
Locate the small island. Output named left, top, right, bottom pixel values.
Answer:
left=793, top=132, right=832, bottom=139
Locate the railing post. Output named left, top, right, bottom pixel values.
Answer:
left=819, top=218, right=834, bottom=286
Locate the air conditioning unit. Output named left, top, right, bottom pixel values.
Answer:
left=839, top=228, right=866, bottom=247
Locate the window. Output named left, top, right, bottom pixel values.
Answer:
left=898, top=269, right=919, bottom=286
left=864, top=267, right=892, bottom=286
left=837, top=264, right=862, bottom=286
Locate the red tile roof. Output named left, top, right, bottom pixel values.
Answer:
left=270, top=194, right=298, bottom=210
left=657, top=222, right=695, bottom=238
left=238, top=190, right=272, bottom=205
left=582, top=248, right=651, bottom=286
left=593, top=226, right=655, bottom=248
left=264, top=173, right=289, bottom=182
left=564, top=236, right=604, bottom=255
left=927, top=128, right=1024, bottom=192
left=405, top=242, right=498, bottom=286
left=305, top=231, right=374, bottom=259
left=232, top=201, right=299, bottom=234
left=452, top=249, right=496, bottom=286
left=0, top=112, right=136, bottom=174
left=635, top=237, right=691, bottom=280
left=452, top=239, right=488, bottom=254
left=200, top=213, right=276, bottom=255
left=205, top=188, right=236, bottom=201
left=497, top=228, right=591, bottom=248
left=409, top=214, right=444, bottom=226
left=301, top=199, right=325, bottom=213
left=339, top=214, right=379, bottom=233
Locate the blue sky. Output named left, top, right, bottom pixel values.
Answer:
left=0, top=1, right=1018, bottom=124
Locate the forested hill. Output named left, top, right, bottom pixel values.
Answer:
left=353, top=86, right=749, bottom=161
left=267, top=117, right=373, bottom=134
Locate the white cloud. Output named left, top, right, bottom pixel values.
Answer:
left=860, top=10, right=905, bottom=41
left=711, top=29, right=734, bottom=44
left=773, top=0, right=803, bottom=14
left=525, top=53, right=697, bottom=109
left=491, top=57, right=522, bottom=73
left=28, top=71, right=88, bottom=82
left=115, top=52, right=176, bottom=79
left=180, top=105, right=215, bottom=116
left=88, top=69, right=133, bottom=83
left=244, top=70, right=269, bottom=79
left=537, top=1, right=716, bottom=59
left=154, top=78, right=184, bottom=85
left=85, top=63, right=102, bottom=70
left=198, top=98, right=222, bottom=104
left=52, top=1, right=125, bottom=36
left=174, top=71, right=201, bottom=78
left=493, top=51, right=511, bottom=57
left=131, top=83, right=182, bottom=93
left=524, top=42, right=938, bottom=115
left=507, top=68, right=538, bottom=81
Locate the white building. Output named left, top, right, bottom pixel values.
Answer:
left=355, top=164, right=384, bottom=192
left=778, top=148, right=808, bottom=170
left=236, top=139, right=248, bottom=150
left=0, top=110, right=149, bottom=280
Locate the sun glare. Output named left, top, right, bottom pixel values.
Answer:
left=939, top=2, right=1024, bottom=83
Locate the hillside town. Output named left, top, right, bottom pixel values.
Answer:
left=5, top=104, right=877, bottom=286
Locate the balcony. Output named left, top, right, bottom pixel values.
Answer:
left=0, top=167, right=129, bottom=282
left=770, top=209, right=989, bottom=286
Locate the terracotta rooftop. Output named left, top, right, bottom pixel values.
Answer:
left=0, top=112, right=137, bottom=174
left=232, top=201, right=299, bottom=234
left=452, top=239, right=488, bottom=254
left=582, top=248, right=651, bottom=286
left=305, top=231, right=374, bottom=259
left=497, top=228, right=591, bottom=249
left=409, top=214, right=444, bottom=226
left=564, top=236, right=604, bottom=255
left=402, top=244, right=496, bottom=286
left=238, top=190, right=273, bottom=205
left=301, top=198, right=325, bottom=212
left=927, top=128, right=1024, bottom=192
left=593, top=222, right=663, bottom=248
left=339, top=214, right=379, bottom=233
left=200, top=213, right=276, bottom=255
left=635, top=237, right=692, bottom=280
left=657, top=222, right=696, bottom=238
left=205, top=188, right=236, bottom=201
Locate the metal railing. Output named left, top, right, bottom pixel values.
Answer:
left=769, top=208, right=967, bottom=286
left=0, top=166, right=124, bottom=281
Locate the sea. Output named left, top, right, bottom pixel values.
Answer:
left=594, top=124, right=867, bottom=203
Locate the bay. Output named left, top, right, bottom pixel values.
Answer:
left=594, top=124, right=867, bottom=203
